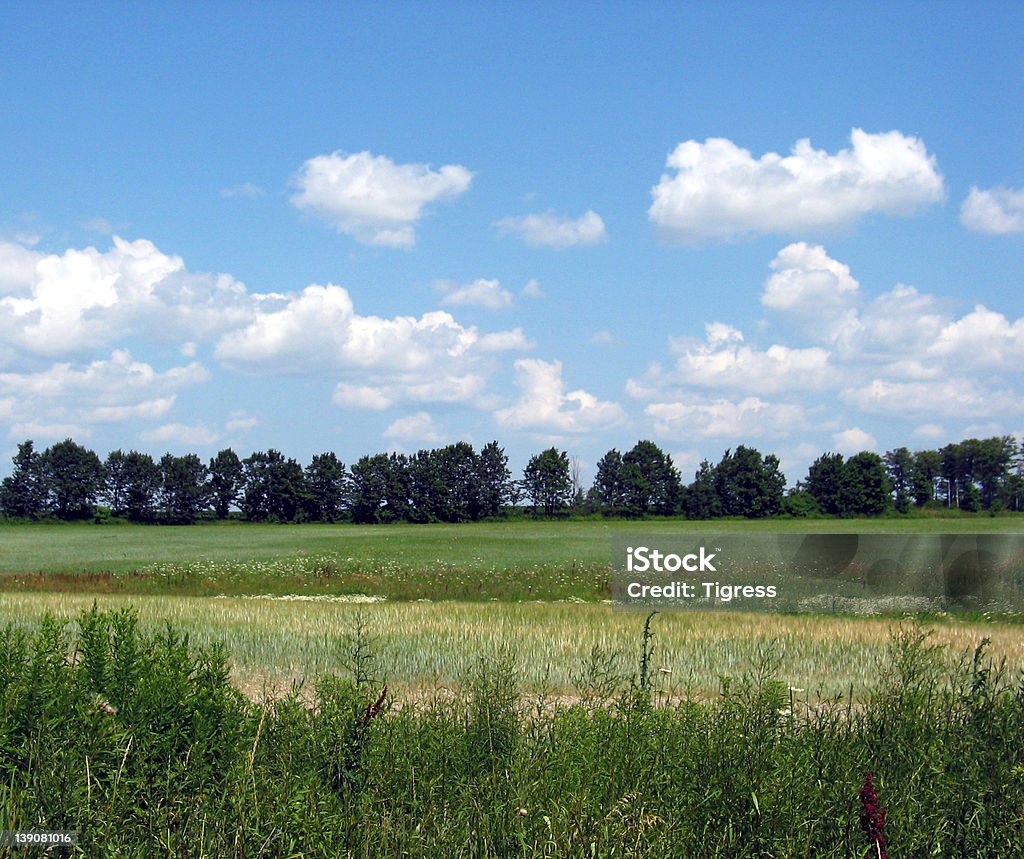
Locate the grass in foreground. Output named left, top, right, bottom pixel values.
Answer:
left=2, top=606, right=1022, bottom=858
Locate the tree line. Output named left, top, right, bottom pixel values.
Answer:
left=0, top=434, right=1021, bottom=525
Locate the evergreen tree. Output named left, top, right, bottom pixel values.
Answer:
left=0, top=440, right=46, bottom=519
left=159, top=453, right=210, bottom=523
left=805, top=453, right=846, bottom=516
left=40, top=439, right=103, bottom=519
left=209, top=448, right=244, bottom=519
left=304, top=452, right=348, bottom=522
left=841, top=452, right=891, bottom=516
left=522, top=448, right=572, bottom=516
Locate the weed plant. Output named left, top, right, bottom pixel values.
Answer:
left=1, top=607, right=1023, bottom=857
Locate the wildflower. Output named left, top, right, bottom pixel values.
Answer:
left=859, top=772, right=888, bottom=859
left=359, top=686, right=388, bottom=728
left=517, top=807, right=528, bottom=816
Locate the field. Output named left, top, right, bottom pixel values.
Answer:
left=3, top=518, right=1024, bottom=856
left=1, top=517, right=1023, bottom=699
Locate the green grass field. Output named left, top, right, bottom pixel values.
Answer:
left=4, top=520, right=1024, bottom=855
left=1, top=517, right=1022, bottom=699
left=1, top=515, right=1020, bottom=599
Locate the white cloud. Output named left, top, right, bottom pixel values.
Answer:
left=646, top=396, right=805, bottom=440
left=0, top=350, right=207, bottom=440
left=656, top=322, right=835, bottom=395
left=926, top=305, right=1024, bottom=367
left=495, top=210, right=607, bottom=248
left=217, top=284, right=497, bottom=372
left=9, top=421, right=85, bottom=441
left=333, top=373, right=487, bottom=411
left=495, top=358, right=626, bottom=434
left=437, top=278, right=514, bottom=310
left=960, top=185, right=1024, bottom=234
left=521, top=279, right=544, bottom=298
left=383, top=412, right=443, bottom=444
left=140, top=422, right=220, bottom=447
left=332, top=383, right=394, bottom=411
left=0, top=350, right=208, bottom=401
left=649, top=129, right=944, bottom=242
left=0, top=237, right=251, bottom=358
left=761, top=243, right=860, bottom=342
left=290, top=150, right=473, bottom=248
left=0, top=242, right=41, bottom=292
left=225, top=414, right=258, bottom=433
left=841, top=377, right=1022, bottom=417
left=84, top=396, right=176, bottom=423
left=220, top=183, right=266, bottom=199
left=589, top=330, right=614, bottom=345
left=833, top=427, right=877, bottom=454
left=913, top=423, right=945, bottom=440
left=476, top=329, right=533, bottom=352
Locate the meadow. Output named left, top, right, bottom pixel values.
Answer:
left=2, top=518, right=1023, bottom=856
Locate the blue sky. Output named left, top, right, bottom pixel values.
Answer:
left=2, top=2, right=1022, bottom=485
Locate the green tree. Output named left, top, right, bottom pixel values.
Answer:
left=242, top=449, right=307, bottom=522
left=349, top=453, right=390, bottom=524
left=713, top=445, right=785, bottom=518
left=159, top=453, right=210, bottom=523
left=522, top=448, right=572, bottom=516
left=593, top=449, right=626, bottom=515
left=121, top=451, right=162, bottom=522
left=884, top=447, right=914, bottom=513
left=477, top=441, right=511, bottom=518
left=0, top=440, right=46, bottom=519
left=40, top=439, right=103, bottom=519
left=974, top=436, right=1016, bottom=510
left=841, top=451, right=891, bottom=516
left=304, top=452, right=348, bottom=522
left=911, top=449, right=942, bottom=507
left=102, top=449, right=130, bottom=516
left=805, top=453, right=845, bottom=516
left=209, top=448, right=244, bottom=519
left=620, top=440, right=682, bottom=516
left=685, top=459, right=721, bottom=519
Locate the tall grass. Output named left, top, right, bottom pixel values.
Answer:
left=2, top=606, right=1023, bottom=857
left=3, top=594, right=1023, bottom=699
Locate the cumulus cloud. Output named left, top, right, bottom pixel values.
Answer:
left=140, top=422, right=220, bottom=447
left=960, top=185, right=1024, bottom=234
left=436, top=278, right=514, bottom=310
left=0, top=351, right=208, bottom=439
left=220, top=285, right=473, bottom=371
left=495, top=358, right=626, bottom=434
left=333, top=374, right=487, bottom=411
left=290, top=150, right=473, bottom=248
left=494, top=210, right=607, bottom=248
left=650, top=322, right=836, bottom=395
left=0, top=241, right=42, bottom=292
left=84, top=397, right=177, bottom=423
left=761, top=242, right=861, bottom=342
left=645, top=397, right=805, bottom=440
left=840, top=377, right=1022, bottom=418
left=833, top=427, right=877, bottom=454
left=383, top=412, right=443, bottom=445
left=649, top=129, right=944, bottom=243
left=0, top=237, right=251, bottom=358
left=926, top=305, right=1024, bottom=367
